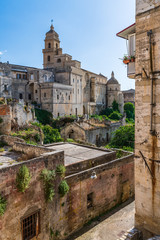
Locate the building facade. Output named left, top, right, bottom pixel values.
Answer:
left=118, top=0, right=160, bottom=238
left=0, top=24, right=125, bottom=118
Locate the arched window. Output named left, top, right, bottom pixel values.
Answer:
left=48, top=56, right=50, bottom=62
left=57, top=58, right=61, bottom=63
left=48, top=43, right=51, bottom=48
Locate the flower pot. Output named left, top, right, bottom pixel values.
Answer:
left=123, top=60, right=130, bottom=64
left=131, top=58, right=135, bottom=62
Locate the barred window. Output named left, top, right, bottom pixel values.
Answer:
left=22, top=210, right=40, bottom=240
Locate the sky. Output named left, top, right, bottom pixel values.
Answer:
left=0, top=0, right=135, bottom=90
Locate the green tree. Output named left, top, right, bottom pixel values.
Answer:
left=124, top=102, right=135, bottom=120
left=112, top=100, right=119, bottom=112
left=109, top=112, right=122, bottom=120
left=100, top=108, right=113, bottom=117
left=109, top=125, right=135, bottom=149
left=35, top=108, right=53, bottom=125
left=42, top=125, right=62, bottom=144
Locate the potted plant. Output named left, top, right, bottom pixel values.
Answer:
left=123, top=55, right=130, bottom=64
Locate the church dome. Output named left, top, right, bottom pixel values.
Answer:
left=107, top=71, right=119, bottom=85
left=46, top=24, right=59, bottom=40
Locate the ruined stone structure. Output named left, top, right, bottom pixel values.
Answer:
left=60, top=118, right=121, bottom=146
left=106, top=71, right=124, bottom=113
left=0, top=137, right=134, bottom=240
left=0, top=24, right=126, bottom=118
left=117, top=0, right=160, bottom=238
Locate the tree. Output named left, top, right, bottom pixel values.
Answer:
left=112, top=100, right=119, bottom=112
left=100, top=108, right=113, bottom=117
left=109, top=125, right=135, bottom=149
left=109, top=112, right=122, bottom=120
left=124, top=102, right=135, bottom=120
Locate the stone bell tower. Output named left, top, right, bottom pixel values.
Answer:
left=42, top=23, right=62, bottom=69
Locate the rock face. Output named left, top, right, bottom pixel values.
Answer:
left=135, top=0, right=160, bottom=238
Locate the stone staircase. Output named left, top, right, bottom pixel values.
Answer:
left=117, top=228, right=160, bottom=240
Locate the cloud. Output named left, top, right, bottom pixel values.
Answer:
left=0, top=50, right=7, bottom=55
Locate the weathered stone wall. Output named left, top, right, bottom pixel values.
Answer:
left=60, top=154, right=134, bottom=239
left=12, top=142, right=54, bottom=157
left=0, top=105, right=11, bottom=134
left=0, top=135, right=25, bottom=146
left=0, top=149, right=64, bottom=240
left=135, top=2, right=160, bottom=237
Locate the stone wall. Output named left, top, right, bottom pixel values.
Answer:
left=135, top=2, right=160, bottom=238
left=0, top=149, right=64, bottom=240
left=59, top=154, right=134, bottom=239
left=0, top=105, right=11, bottom=134
left=0, top=135, right=25, bottom=146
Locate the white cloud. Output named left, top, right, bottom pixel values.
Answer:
left=0, top=52, right=3, bottom=55
left=0, top=50, right=7, bottom=55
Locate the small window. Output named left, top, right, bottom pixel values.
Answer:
left=57, top=58, right=61, bottom=63
left=78, top=89, right=79, bottom=94
left=73, top=79, right=74, bottom=83
left=87, top=193, right=93, bottom=209
left=48, top=56, right=50, bottom=62
left=17, top=74, right=21, bottom=79
left=4, top=85, right=8, bottom=91
left=28, top=94, right=31, bottom=100
left=35, top=90, right=37, bottom=94
left=44, top=93, right=46, bottom=98
left=30, top=74, right=34, bottom=80
left=57, top=95, right=59, bottom=100
left=48, top=42, right=51, bottom=48
left=66, top=93, right=67, bottom=96
left=19, top=93, right=23, bottom=99
left=23, top=74, right=27, bottom=80
left=58, top=113, right=60, bottom=117
left=22, top=210, right=40, bottom=240
left=69, top=95, right=70, bottom=100
left=56, top=43, right=58, bottom=49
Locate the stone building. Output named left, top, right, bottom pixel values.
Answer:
left=0, top=136, right=134, bottom=240
left=106, top=71, right=124, bottom=113
left=122, top=89, right=135, bottom=105
left=60, top=118, right=121, bottom=146
left=0, top=24, right=125, bottom=118
left=117, top=0, right=160, bottom=238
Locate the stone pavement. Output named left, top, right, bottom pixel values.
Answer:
left=73, top=201, right=135, bottom=240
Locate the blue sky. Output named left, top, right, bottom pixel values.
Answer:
left=0, top=0, right=135, bottom=90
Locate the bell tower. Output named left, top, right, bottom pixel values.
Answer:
left=42, top=23, right=62, bottom=69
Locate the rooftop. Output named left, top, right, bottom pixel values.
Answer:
left=47, top=143, right=111, bottom=166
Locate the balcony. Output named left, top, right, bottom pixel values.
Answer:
left=127, top=62, right=135, bottom=79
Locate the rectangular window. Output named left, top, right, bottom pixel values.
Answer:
left=44, top=93, right=46, bottom=98
left=17, top=74, right=21, bottom=79
left=23, top=74, right=27, bottom=80
left=57, top=95, right=59, bottom=100
left=19, top=93, right=23, bottom=99
left=128, top=34, right=135, bottom=56
left=4, top=85, right=8, bottom=91
left=30, top=74, right=34, bottom=80
left=22, top=210, right=40, bottom=240
left=28, top=94, right=31, bottom=100
left=87, top=193, right=93, bottom=209
left=35, top=90, right=37, bottom=94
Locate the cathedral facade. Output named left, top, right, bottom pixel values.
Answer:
left=0, top=24, right=124, bottom=118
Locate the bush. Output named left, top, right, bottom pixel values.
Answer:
left=40, top=169, right=55, bottom=202
left=56, top=165, right=66, bottom=177
left=109, top=125, right=135, bottom=149
left=58, top=180, right=69, bottom=197
left=100, top=108, right=113, bottom=116
left=0, top=194, right=7, bottom=216
left=16, top=165, right=31, bottom=193
left=112, top=100, right=119, bottom=112
left=42, top=125, right=62, bottom=144
left=35, top=108, right=53, bottom=125
left=109, top=112, right=122, bottom=120
left=124, top=102, right=135, bottom=120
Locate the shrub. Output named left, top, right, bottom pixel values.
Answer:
left=109, top=112, right=121, bottom=120
left=100, top=108, right=113, bottom=116
left=58, top=180, right=69, bottom=197
left=42, top=125, right=62, bottom=144
left=56, top=165, right=66, bottom=177
left=40, top=169, right=55, bottom=202
left=112, top=100, right=119, bottom=112
left=16, top=165, right=31, bottom=193
left=0, top=194, right=7, bottom=216
left=110, top=125, right=135, bottom=149
left=124, top=102, right=135, bottom=120
left=0, top=148, right=5, bottom=152
left=35, top=108, right=53, bottom=125
left=66, top=138, right=74, bottom=143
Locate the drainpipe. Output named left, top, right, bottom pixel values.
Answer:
left=147, top=30, right=155, bottom=135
